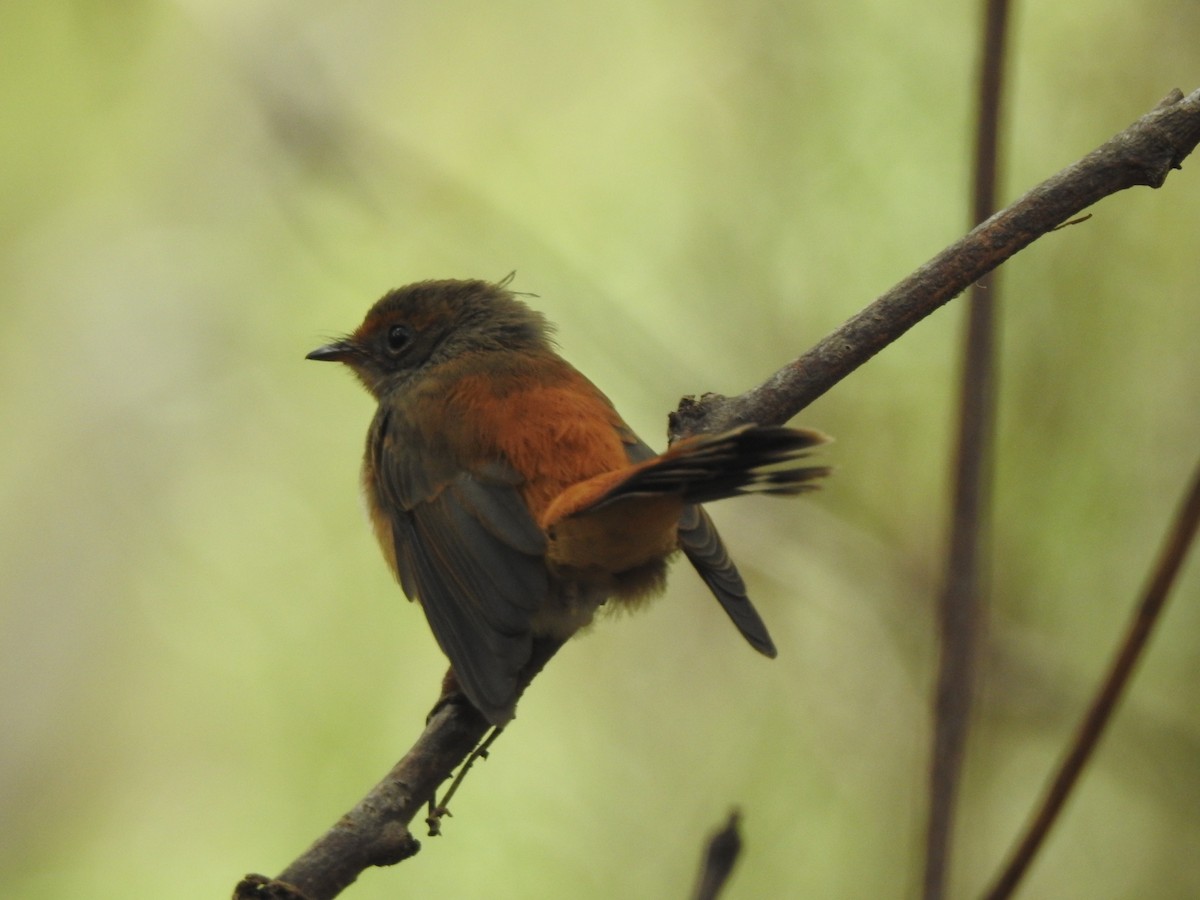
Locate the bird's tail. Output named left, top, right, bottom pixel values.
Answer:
left=595, top=424, right=830, bottom=509
left=543, top=424, right=830, bottom=658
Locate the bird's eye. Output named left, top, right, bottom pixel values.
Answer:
left=385, top=324, right=412, bottom=354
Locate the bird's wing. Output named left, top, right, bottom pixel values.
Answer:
left=371, top=409, right=549, bottom=724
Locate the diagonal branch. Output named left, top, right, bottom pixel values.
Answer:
left=235, top=87, right=1200, bottom=900
left=983, top=457, right=1200, bottom=899
left=234, top=700, right=488, bottom=900
left=669, top=87, right=1200, bottom=440
left=235, top=641, right=561, bottom=900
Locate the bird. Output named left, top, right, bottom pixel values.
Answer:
left=307, top=277, right=829, bottom=725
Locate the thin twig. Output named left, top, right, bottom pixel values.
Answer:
left=691, top=810, right=744, bottom=900
left=983, top=458, right=1200, bottom=899
left=922, top=2, right=1010, bottom=898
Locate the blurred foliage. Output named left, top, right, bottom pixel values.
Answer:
left=1, top=2, right=1198, bottom=898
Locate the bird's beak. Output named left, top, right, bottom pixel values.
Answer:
left=306, top=339, right=356, bottom=362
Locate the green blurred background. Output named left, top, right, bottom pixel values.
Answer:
left=2, top=2, right=1197, bottom=898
